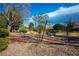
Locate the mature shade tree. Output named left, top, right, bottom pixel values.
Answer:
left=1, top=3, right=30, bottom=32
left=6, top=6, right=22, bottom=32
left=53, top=24, right=65, bottom=31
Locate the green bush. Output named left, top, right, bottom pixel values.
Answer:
left=0, top=38, right=9, bottom=43
left=0, top=38, right=9, bottom=52
left=46, top=29, right=56, bottom=35
left=19, top=29, right=27, bottom=33
left=0, top=28, right=9, bottom=37
left=0, top=45, right=8, bottom=52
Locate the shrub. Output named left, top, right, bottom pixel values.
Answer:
left=19, top=29, right=27, bottom=33
left=0, top=38, right=9, bottom=43
left=0, top=45, right=8, bottom=52
left=0, top=38, right=9, bottom=52
left=0, top=28, right=9, bottom=37
left=46, top=29, right=57, bottom=35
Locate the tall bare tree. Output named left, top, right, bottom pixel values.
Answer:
left=41, top=14, right=49, bottom=40
left=32, top=14, right=49, bottom=40
left=65, top=19, right=75, bottom=42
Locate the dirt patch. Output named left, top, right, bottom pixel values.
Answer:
left=0, top=33, right=79, bottom=56
left=0, top=41, right=79, bottom=56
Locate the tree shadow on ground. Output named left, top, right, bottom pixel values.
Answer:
left=40, top=39, right=79, bottom=47
left=9, top=33, right=79, bottom=48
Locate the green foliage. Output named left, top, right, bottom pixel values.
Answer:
left=46, top=29, right=52, bottom=34
left=32, top=14, right=49, bottom=40
left=0, top=28, right=9, bottom=37
left=72, top=28, right=79, bottom=32
left=19, top=26, right=27, bottom=33
left=19, top=29, right=27, bottom=33
left=32, top=14, right=49, bottom=33
left=0, top=38, right=8, bottom=52
left=0, top=12, right=9, bottom=51
left=0, top=38, right=9, bottom=43
left=29, top=22, right=34, bottom=30
left=0, top=45, right=8, bottom=52
left=37, top=24, right=44, bottom=34
left=0, top=13, right=8, bottom=28
left=6, top=6, right=22, bottom=31
left=46, top=29, right=56, bottom=35
left=53, top=24, right=65, bottom=31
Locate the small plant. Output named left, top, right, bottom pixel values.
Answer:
left=46, top=29, right=56, bottom=36
left=19, top=29, right=27, bottom=33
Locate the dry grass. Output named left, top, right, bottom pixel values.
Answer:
left=69, top=32, right=79, bottom=36
left=56, top=32, right=79, bottom=36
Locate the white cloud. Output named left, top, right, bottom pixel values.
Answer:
left=47, top=4, right=79, bottom=18
left=24, top=4, right=79, bottom=26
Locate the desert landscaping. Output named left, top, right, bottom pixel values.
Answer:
left=0, top=3, right=79, bottom=56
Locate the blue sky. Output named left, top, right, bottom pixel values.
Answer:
left=28, top=3, right=79, bottom=27
left=31, top=3, right=78, bottom=16
left=0, top=3, right=79, bottom=17
left=0, top=3, right=79, bottom=26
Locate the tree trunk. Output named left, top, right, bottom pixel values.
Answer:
left=35, top=21, right=38, bottom=40
left=10, top=27, right=13, bottom=32
left=38, top=33, right=40, bottom=40
left=41, top=21, right=47, bottom=40
left=66, top=28, right=70, bottom=42
left=8, top=25, right=11, bottom=32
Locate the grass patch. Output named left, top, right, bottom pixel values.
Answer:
left=56, top=32, right=79, bottom=36
left=69, top=32, right=79, bottom=36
